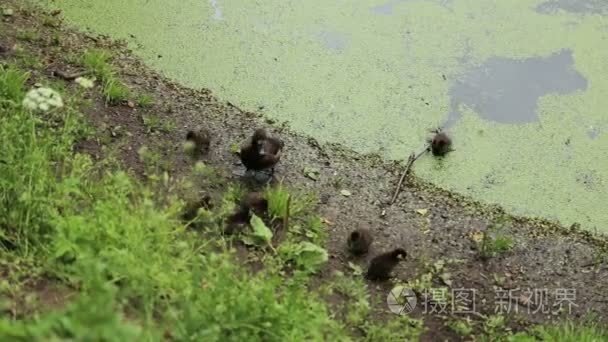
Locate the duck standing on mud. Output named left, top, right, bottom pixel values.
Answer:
left=240, top=128, right=283, bottom=179
left=366, top=248, right=407, bottom=281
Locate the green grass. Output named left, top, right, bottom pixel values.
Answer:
left=136, top=93, right=154, bottom=107
left=16, top=29, right=40, bottom=42
left=81, top=49, right=130, bottom=104
left=142, top=113, right=175, bottom=134
left=16, top=51, right=43, bottom=70
left=509, top=321, right=608, bottom=342
left=478, top=216, right=514, bottom=259
left=102, top=79, right=129, bottom=104
left=265, top=182, right=317, bottom=222
left=81, top=49, right=113, bottom=80
left=0, top=65, right=29, bottom=108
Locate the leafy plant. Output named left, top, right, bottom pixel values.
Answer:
left=278, top=241, right=328, bottom=273
left=243, top=214, right=273, bottom=249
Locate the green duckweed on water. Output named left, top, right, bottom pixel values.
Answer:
left=40, top=0, right=608, bottom=231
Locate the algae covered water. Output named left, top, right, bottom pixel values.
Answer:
left=44, top=0, right=608, bottom=231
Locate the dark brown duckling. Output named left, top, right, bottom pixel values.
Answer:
left=224, top=192, right=268, bottom=234
left=429, top=130, right=453, bottom=157
left=241, top=192, right=269, bottom=217
left=347, top=228, right=373, bottom=256
left=240, top=129, right=283, bottom=177
left=366, top=248, right=407, bottom=281
left=181, top=195, right=212, bottom=223
left=184, top=128, right=211, bottom=158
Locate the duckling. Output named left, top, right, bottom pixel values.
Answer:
left=184, top=128, right=211, bottom=158
left=347, top=228, right=373, bottom=256
left=429, top=129, right=453, bottom=156
left=181, top=195, right=212, bottom=223
left=223, top=192, right=268, bottom=234
left=240, top=129, right=283, bottom=177
left=224, top=205, right=250, bottom=235
left=241, top=191, right=268, bottom=217
left=366, top=248, right=407, bottom=281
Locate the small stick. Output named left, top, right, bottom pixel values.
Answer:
left=390, top=146, right=430, bottom=205
left=52, top=70, right=91, bottom=81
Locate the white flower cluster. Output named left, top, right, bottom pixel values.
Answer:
left=22, top=87, right=64, bottom=112
left=75, top=76, right=95, bottom=89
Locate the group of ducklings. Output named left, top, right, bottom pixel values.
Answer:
left=184, top=126, right=453, bottom=282
left=347, top=129, right=452, bottom=281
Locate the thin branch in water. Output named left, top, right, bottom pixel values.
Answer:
left=389, top=145, right=429, bottom=205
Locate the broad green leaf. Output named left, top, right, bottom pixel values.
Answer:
left=295, top=241, right=328, bottom=270
left=249, top=214, right=273, bottom=245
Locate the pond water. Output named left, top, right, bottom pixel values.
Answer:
left=43, top=0, right=608, bottom=231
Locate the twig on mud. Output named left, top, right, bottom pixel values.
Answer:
left=581, top=259, right=606, bottom=268
left=389, top=146, right=429, bottom=205
left=52, top=69, right=91, bottom=81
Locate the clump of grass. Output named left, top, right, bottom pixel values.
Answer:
left=264, top=183, right=316, bottom=222
left=16, top=51, right=43, bottom=70
left=136, top=93, right=154, bottom=107
left=81, top=49, right=130, bottom=104
left=477, top=216, right=514, bottom=260
left=0, top=65, right=29, bottom=108
left=81, top=49, right=113, bottom=80
left=16, top=29, right=40, bottom=42
left=265, top=184, right=291, bottom=221
left=102, top=79, right=130, bottom=105
left=142, top=113, right=175, bottom=134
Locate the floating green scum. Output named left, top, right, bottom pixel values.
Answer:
left=42, top=0, right=608, bottom=231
